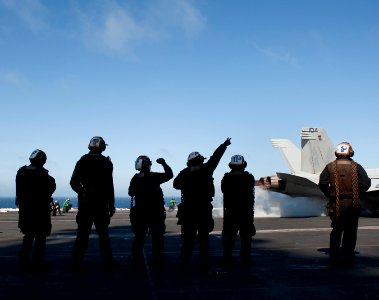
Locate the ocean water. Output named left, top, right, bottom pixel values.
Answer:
left=0, top=196, right=179, bottom=210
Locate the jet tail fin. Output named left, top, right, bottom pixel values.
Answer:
left=300, top=127, right=335, bottom=174
left=271, top=139, right=301, bottom=174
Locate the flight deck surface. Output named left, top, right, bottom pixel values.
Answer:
left=1, top=211, right=379, bottom=299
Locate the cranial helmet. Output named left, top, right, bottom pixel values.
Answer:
left=187, top=151, right=205, bottom=166
left=335, top=142, right=354, bottom=157
left=135, top=155, right=152, bottom=171
left=88, top=136, right=107, bottom=152
left=29, top=149, right=47, bottom=166
left=229, top=154, right=247, bottom=169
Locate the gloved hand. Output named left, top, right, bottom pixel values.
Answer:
left=156, top=158, right=166, bottom=165
left=109, top=207, right=115, bottom=218
left=251, top=223, right=256, bottom=237
left=223, top=137, right=231, bottom=146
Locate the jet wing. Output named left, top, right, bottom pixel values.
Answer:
left=258, top=172, right=325, bottom=198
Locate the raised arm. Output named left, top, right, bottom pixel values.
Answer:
left=156, top=158, right=174, bottom=183
left=206, top=138, right=231, bottom=173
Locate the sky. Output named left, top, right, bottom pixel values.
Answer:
left=1, top=0, right=378, bottom=198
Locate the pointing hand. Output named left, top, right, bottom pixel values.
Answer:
left=224, top=138, right=231, bottom=146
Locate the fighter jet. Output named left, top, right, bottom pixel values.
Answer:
left=258, top=127, right=379, bottom=215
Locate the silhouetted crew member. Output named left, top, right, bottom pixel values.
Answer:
left=221, top=155, right=255, bottom=267
left=70, top=136, right=117, bottom=269
left=16, top=149, right=56, bottom=269
left=319, top=142, right=371, bottom=264
left=128, top=156, right=173, bottom=265
left=174, top=138, right=231, bottom=269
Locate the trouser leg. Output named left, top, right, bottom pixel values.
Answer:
left=19, top=234, right=35, bottom=266
left=180, top=224, right=197, bottom=264
left=342, top=217, right=359, bottom=259
left=132, top=234, right=146, bottom=259
left=198, top=227, right=209, bottom=268
left=240, top=231, right=252, bottom=261
left=151, top=226, right=164, bottom=260
left=95, top=221, right=114, bottom=264
left=222, top=233, right=236, bottom=260
left=132, top=224, right=148, bottom=261
left=32, top=234, right=47, bottom=265
left=72, top=220, right=92, bottom=266
left=330, top=221, right=343, bottom=259
left=222, top=226, right=237, bottom=263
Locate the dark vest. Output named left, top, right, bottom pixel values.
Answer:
left=327, top=159, right=356, bottom=199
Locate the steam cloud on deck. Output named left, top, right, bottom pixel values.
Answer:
left=212, top=188, right=327, bottom=218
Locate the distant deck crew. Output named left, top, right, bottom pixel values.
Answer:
left=319, top=142, right=371, bottom=265
left=168, top=198, right=176, bottom=211
left=173, top=138, right=231, bottom=271
left=62, top=198, right=72, bottom=213
left=16, top=149, right=56, bottom=270
left=70, top=136, right=118, bottom=269
left=221, top=155, right=255, bottom=267
left=128, top=156, right=173, bottom=266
